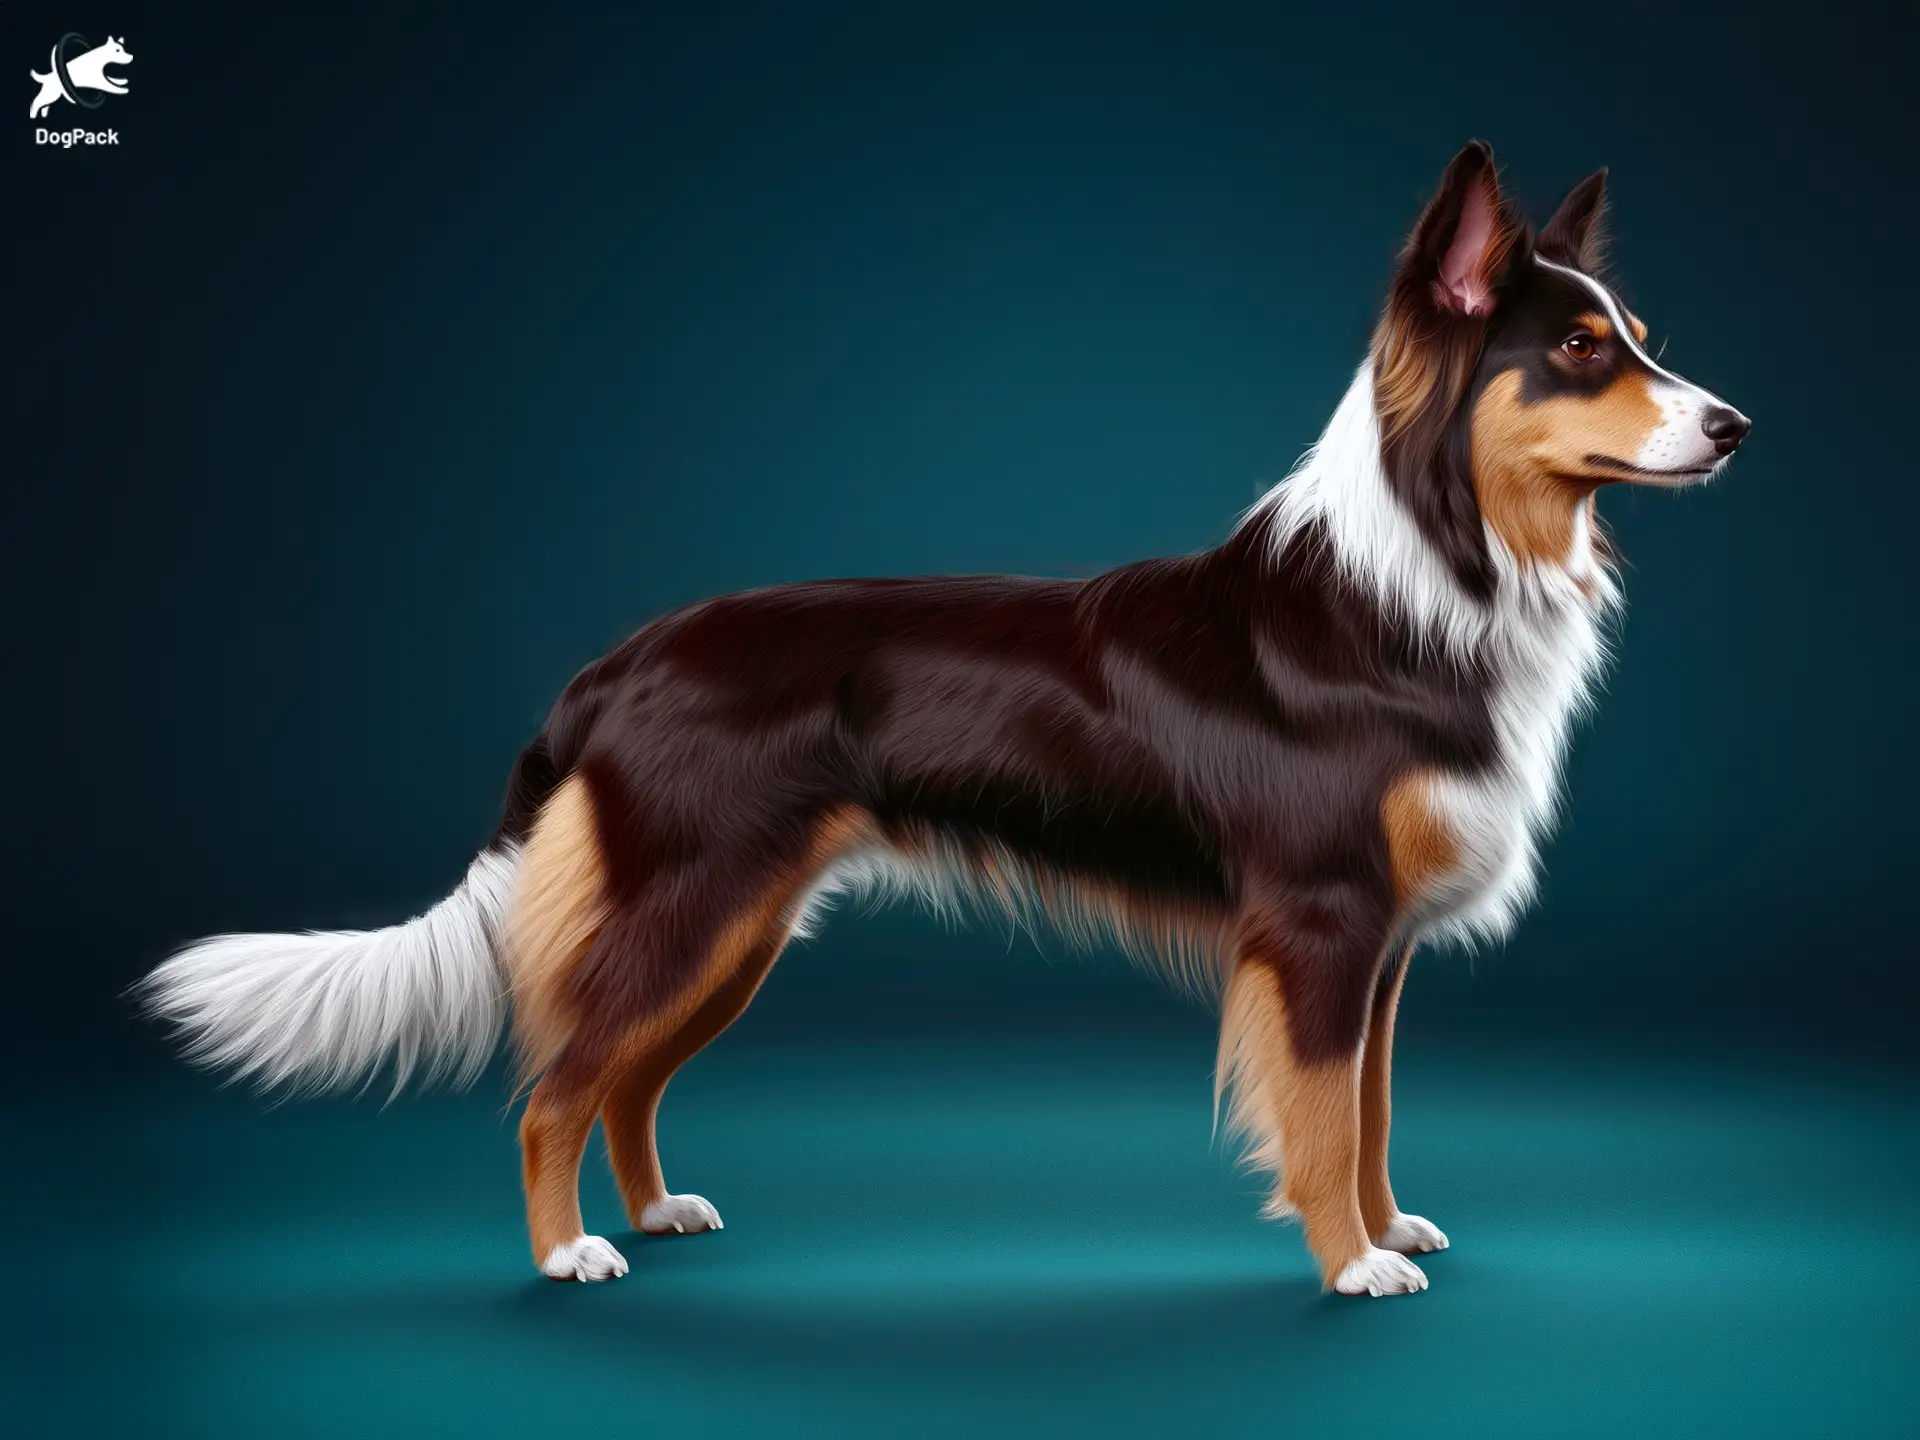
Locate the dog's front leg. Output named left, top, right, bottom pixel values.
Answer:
left=1359, top=946, right=1450, bottom=1258
left=1217, top=887, right=1429, bottom=1297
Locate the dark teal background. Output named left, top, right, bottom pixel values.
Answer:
left=7, top=1, right=1917, bottom=1435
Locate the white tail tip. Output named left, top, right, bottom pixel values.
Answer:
left=136, top=846, right=520, bottom=1098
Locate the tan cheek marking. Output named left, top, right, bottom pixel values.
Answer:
left=1471, top=369, right=1662, bottom=566
left=1381, top=771, right=1458, bottom=909
left=1571, top=370, right=1666, bottom=464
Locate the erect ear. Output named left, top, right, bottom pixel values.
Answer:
left=1400, top=140, right=1524, bottom=318
left=1365, top=143, right=1522, bottom=603
left=1538, top=168, right=1608, bottom=272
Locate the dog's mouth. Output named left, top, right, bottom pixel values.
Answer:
left=1581, top=455, right=1717, bottom=485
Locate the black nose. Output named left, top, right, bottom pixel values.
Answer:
left=1701, top=406, right=1751, bottom=456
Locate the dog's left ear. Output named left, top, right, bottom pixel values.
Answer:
left=1399, top=140, right=1525, bottom=318
left=1369, top=142, right=1524, bottom=602
left=1538, top=169, right=1608, bottom=272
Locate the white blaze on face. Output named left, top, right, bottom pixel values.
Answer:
left=1536, top=256, right=1743, bottom=482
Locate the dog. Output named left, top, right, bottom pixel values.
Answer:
left=139, top=142, right=1748, bottom=1298
left=29, top=35, right=131, bottom=119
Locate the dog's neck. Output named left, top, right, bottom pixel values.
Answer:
left=1238, top=362, right=1618, bottom=951
left=1243, top=362, right=1620, bottom=657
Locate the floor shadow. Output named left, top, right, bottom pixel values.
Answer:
left=485, top=1233, right=1389, bottom=1380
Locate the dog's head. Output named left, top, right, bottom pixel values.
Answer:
left=1371, top=142, right=1748, bottom=595
left=100, top=36, right=133, bottom=66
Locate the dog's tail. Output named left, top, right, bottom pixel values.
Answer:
left=135, top=736, right=565, bottom=1098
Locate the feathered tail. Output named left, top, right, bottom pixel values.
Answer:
left=136, top=735, right=566, bottom=1098
left=135, top=847, right=522, bottom=1098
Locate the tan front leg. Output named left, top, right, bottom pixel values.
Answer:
left=1359, top=948, right=1448, bottom=1257
left=1359, top=950, right=1407, bottom=1238
left=1219, top=959, right=1427, bottom=1296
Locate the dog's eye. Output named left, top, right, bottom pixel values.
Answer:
left=1562, top=333, right=1598, bottom=363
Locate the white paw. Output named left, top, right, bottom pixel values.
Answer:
left=640, top=1193, right=724, bottom=1235
left=540, top=1234, right=629, bottom=1282
left=1333, top=1246, right=1429, bottom=1297
left=1376, top=1212, right=1450, bottom=1255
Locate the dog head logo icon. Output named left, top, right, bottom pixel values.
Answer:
left=29, top=33, right=132, bottom=119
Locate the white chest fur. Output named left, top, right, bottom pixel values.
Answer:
left=1408, top=569, right=1612, bottom=947
left=1246, top=363, right=1617, bottom=949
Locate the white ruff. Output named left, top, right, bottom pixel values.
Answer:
left=1244, top=363, right=1619, bottom=947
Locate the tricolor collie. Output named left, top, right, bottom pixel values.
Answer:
left=141, top=143, right=1748, bottom=1299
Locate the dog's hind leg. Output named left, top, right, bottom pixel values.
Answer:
left=598, top=912, right=793, bottom=1237
left=1359, top=947, right=1449, bottom=1257
left=596, top=811, right=873, bottom=1238
left=516, top=908, right=775, bottom=1283
left=520, top=1048, right=629, bottom=1281
left=518, top=890, right=771, bottom=1282
left=507, top=773, right=629, bottom=1280
left=1218, top=886, right=1428, bottom=1298
left=516, top=892, right=758, bottom=1279
left=508, top=784, right=870, bottom=1280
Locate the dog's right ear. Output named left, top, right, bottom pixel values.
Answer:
left=1369, top=143, right=1524, bottom=603
left=1537, top=168, right=1609, bottom=273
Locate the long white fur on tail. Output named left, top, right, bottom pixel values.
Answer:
left=137, top=845, right=521, bottom=1097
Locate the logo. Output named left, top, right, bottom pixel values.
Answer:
left=29, top=32, right=130, bottom=145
